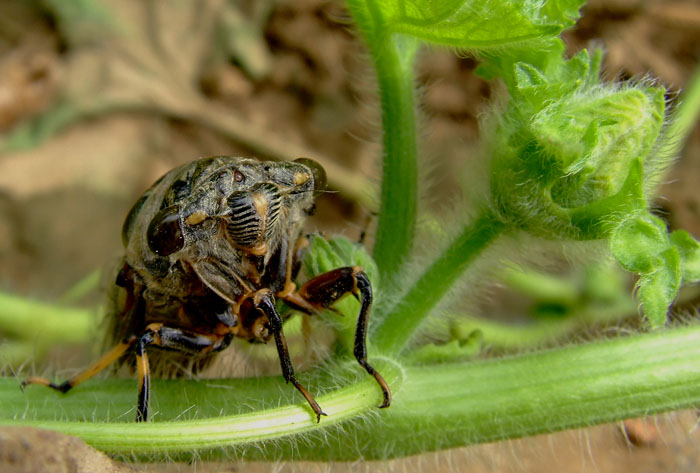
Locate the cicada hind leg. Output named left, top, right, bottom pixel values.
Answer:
left=21, top=263, right=147, bottom=416
left=21, top=263, right=229, bottom=422
left=21, top=323, right=229, bottom=422
left=20, top=338, right=138, bottom=394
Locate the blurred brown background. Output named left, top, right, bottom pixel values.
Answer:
left=0, top=0, right=699, bottom=471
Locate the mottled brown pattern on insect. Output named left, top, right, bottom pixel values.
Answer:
left=22, top=156, right=390, bottom=422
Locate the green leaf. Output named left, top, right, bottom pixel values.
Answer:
left=564, top=156, right=646, bottom=239
left=304, top=235, right=378, bottom=286
left=539, top=87, right=666, bottom=204
left=476, top=38, right=586, bottom=95
left=303, top=235, right=380, bottom=351
left=610, top=214, right=687, bottom=327
left=485, top=35, right=665, bottom=242
left=637, top=247, right=681, bottom=329
left=514, top=62, right=549, bottom=90
left=670, top=230, right=700, bottom=282
left=610, top=212, right=670, bottom=274
left=348, top=0, right=584, bottom=48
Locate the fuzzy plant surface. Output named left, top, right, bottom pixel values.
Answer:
left=2, top=0, right=700, bottom=462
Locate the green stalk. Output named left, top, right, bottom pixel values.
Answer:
left=0, top=292, right=93, bottom=344
left=374, top=211, right=507, bottom=354
left=369, top=34, right=420, bottom=280
left=58, top=269, right=101, bottom=305
left=3, top=326, right=700, bottom=460
left=319, top=324, right=700, bottom=460
left=2, top=360, right=403, bottom=454
left=344, top=3, right=419, bottom=280
left=450, top=301, right=634, bottom=350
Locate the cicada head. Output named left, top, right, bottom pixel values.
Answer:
left=222, top=158, right=326, bottom=255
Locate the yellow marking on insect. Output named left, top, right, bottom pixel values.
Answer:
left=351, top=266, right=362, bottom=295
left=136, top=351, right=149, bottom=392
left=253, top=318, right=269, bottom=341
left=21, top=377, right=52, bottom=388
left=251, top=192, right=268, bottom=218
left=214, top=323, right=234, bottom=336
left=185, top=210, right=208, bottom=225
left=253, top=288, right=272, bottom=304
left=280, top=236, right=298, bottom=298
left=145, top=323, right=164, bottom=332
left=284, top=291, right=321, bottom=314
left=293, top=171, right=310, bottom=186
left=277, top=281, right=296, bottom=298
left=247, top=191, right=269, bottom=254
left=248, top=242, right=268, bottom=255
left=70, top=340, right=134, bottom=386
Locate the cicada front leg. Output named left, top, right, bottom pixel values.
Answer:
left=239, top=289, right=327, bottom=422
left=282, top=266, right=392, bottom=409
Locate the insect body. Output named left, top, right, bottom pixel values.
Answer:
left=23, top=156, right=391, bottom=421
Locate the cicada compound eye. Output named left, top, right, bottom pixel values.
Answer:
left=293, top=158, right=327, bottom=192
left=147, top=205, right=184, bottom=256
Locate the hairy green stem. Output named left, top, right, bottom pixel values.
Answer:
left=325, top=324, right=700, bottom=460
left=374, top=211, right=507, bottom=354
left=2, top=360, right=403, bottom=454
left=3, top=326, right=700, bottom=460
left=369, top=35, right=420, bottom=280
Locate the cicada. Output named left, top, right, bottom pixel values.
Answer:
left=23, top=156, right=391, bottom=421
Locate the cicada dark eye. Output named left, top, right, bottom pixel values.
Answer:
left=294, top=158, right=327, bottom=192
left=147, top=205, right=184, bottom=256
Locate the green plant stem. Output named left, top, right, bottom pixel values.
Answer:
left=3, top=360, right=403, bottom=455
left=336, top=324, right=700, bottom=460
left=374, top=211, right=507, bottom=354
left=450, top=300, right=634, bottom=350
left=3, top=326, right=700, bottom=460
left=369, top=35, right=420, bottom=280
left=457, top=315, right=581, bottom=349
left=502, top=268, right=581, bottom=305
left=58, top=270, right=101, bottom=305
left=0, top=292, right=93, bottom=344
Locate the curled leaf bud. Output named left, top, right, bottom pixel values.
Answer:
left=489, top=53, right=666, bottom=240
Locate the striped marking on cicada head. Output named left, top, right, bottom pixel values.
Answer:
left=226, top=182, right=282, bottom=254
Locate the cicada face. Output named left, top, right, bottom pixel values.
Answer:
left=121, top=156, right=326, bottom=303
